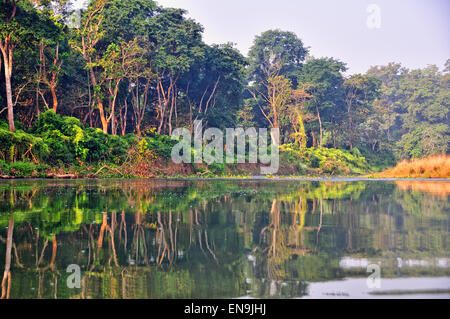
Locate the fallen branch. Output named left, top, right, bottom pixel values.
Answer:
left=46, top=173, right=77, bottom=179
left=92, top=165, right=124, bottom=177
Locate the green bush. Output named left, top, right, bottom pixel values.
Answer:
left=145, top=133, right=178, bottom=159
left=83, top=128, right=135, bottom=163
left=0, top=126, right=49, bottom=163
left=31, top=111, right=88, bottom=164
left=320, top=158, right=347, bottom=175
left=280, top=144, right=371, bottom=174
left=0, top=160, right=49, bottom=177
left=31, top=111, right=136, bottom=165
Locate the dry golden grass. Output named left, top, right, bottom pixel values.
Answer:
left=377, top=154, right=450, bottom=179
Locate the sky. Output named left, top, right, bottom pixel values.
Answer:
left=73, top=0, right=450, bottom=74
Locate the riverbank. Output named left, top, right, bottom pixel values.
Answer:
left=1, top=111, right=375, bottom=179
left=1, top=157, right=449, bottom=180
left=2, top=111, right=448, bottom=180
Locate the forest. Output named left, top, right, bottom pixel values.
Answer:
left=1, top=0, right=449, bottom=178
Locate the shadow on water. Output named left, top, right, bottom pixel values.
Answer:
left=0, top=179, right=449, bottom=299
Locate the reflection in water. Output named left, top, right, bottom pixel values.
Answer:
left=395, top=181, right=450, bottom=197
left=0, top=179, right=449, bottom=299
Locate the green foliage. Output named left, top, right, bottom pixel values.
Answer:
left=145, top=131, right=178, bottom=159
left=31, top=110, right=89, bottom=163
left=280, top=144, right=370, bottom=175
left=366, top=63, right=449, bottom=160
left=396, top=124, right=448, bottom=159
left=1, top=0, right=447, bottom=175
left=83, top=128, right=135, bottom=163
left=0, top=160, right=49, bottom=177
left=30, top=110, right=137, bottom=165
left=247, top=29, right=308, bottom=85
left=0, top=122, right=49, bottom=162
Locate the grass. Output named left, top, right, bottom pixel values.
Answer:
left=376, top=154, right=450, bottom=178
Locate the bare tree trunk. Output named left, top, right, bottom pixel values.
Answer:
left=50, top=86, right=58, bottom=113
left=89, top=67, right=108, bottom=133
left=0, top=41, right=15, bottom=132
left=0, top=0, right=18, bottom=133
left=108, top=81, right=120, bottom=135
left=168, top=87, right=175, bottom=135
left=316, top=106, right=322, bottom=147
left=119, top=99, right=128, bottom=136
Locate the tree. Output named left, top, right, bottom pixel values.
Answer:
left=250, top=74, right=292, bottom=145
left=343, top=74, right=379, bottom=149
left=1, top=0, right=66, bottom=130
left=101, top=0, right=157, bottom=44
left=298, top=57, right=347, bottom=147
left=181, top=43, right=247, bottom=131
left=150, top=7, right=204, bottom=135
left=366, top=63, right=403, bottom=143
left=247, top=29, right=308, bottom=86
left=71, top=0, right=109, bottom=133
left=0, top=0, right=21, bottom=132
left=367, top=62, right=449, bottom=159
left=288, top=86, right=313, bottom=148
left=101, top=0, right=157, bottom=135
left=94, top=39, right=150, bottom=135
left=125, top=39, right=154, bottom=136
left=38, top=40, right=64, bottom=113
left=26, top=1, right=73, bottom=116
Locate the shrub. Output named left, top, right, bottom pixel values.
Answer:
left=31, top=111, right=136, bottom=165
left=377, top=154, right=450, bottom=178
left=320, top=158, right=348, bottom=175
left=83, top=128, right=134, bottom=163
left=145, top=133, right=178, bottom=159
left=0, top=160, right=49, bottom=177
left=280, top=144, right=370, bottom=174
left=0, top=126, right=49, bottom=163
left=31, top=111, right=89, bottom=164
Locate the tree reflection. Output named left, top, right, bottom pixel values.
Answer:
left=0, top=179, right=449, bottom=298
left=1, top=218, right=13, bottom=299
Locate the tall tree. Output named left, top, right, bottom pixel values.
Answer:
left=287, top=85, right=313, bottom=148
left=149, top=7, right=204, bottom=135
left=298, top=57, right=347, bottom=147
left=94, top=39, right=149, bottom=135
left=102, top=0, right=157, bottom=135
left=181, top=43, right=247, bottom=131
left=247, top=29, right=308, bottom=86
left=0, top=0, right=21, bottom=132
left=343, top=74, right=379, bottom=149
left=71, top=0, right=109, bottom=133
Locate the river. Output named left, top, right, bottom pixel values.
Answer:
left=0, top=178, right=449, bottom=299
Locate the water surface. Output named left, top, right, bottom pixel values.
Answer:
left=0, top=179, right=449, bottom=299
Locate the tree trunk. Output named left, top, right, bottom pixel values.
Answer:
left=316, top=106, right=322, bottom=147
left=111, top=112, right=116, bottom=135
left=119, top=99, right=128, bottom=136
left=348, top=105, right=353, bottom=150
left=89, top=67, right=108, bottom=133
left=50, top=85, right=58, bottom=113
left=1, top=218, right=14, bottom=299
left=168, top=90, right=175, bottom=135
left=108, top=82, right=120, bottom=135
left=1, top=43, right=15, bottom=132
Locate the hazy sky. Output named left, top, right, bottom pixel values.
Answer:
left=74, top=0, right=450, bottom=74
